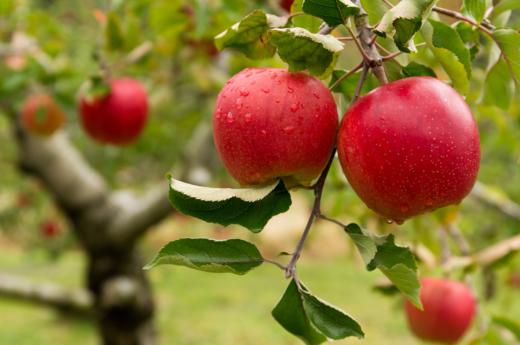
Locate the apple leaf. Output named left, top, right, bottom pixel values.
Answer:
left=402, top=61, right=437, bottom=78
left=167, top=175, right=291, bottom=233
left=420, top=19, right=471, bottom=95
left=360, top=0, right=390, bottom=25
left=453, top=21, right=481, bottom=62
left=492, top=316, right=520, bottom=341
left=301, top=288, right=364, bottom=340
left=301, top=0, right=360, bottom=27
left=214, top=10, right=289, bottom=60
left=493, top=0, right=520, bottom=16
left=481, top=59, right=514, bottom=110
left=461, top=0, right=488, bottom=25
left=329, top=69, right=379, bottom=96
left=344, top=223, right=422, bottom=309
left=491, top=27, right=520, bottom=92
left=291, top=0, right=322, bottom=33
left=84, top=77, right=112, bottom=103
left=272, top=279, right=327, bottom=345
left=144, top=238, right=263, bottom=275
left=373, top=0, right=436, bottom=53
left=268, top=28, right=344, bottom=76
left=105, top=12, right=125, bottom=51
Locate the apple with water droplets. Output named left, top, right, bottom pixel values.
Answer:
left=79, top=78, right=148, bottom=146
left=337, top=77, right=480, bottom=224
left=213, top=68, right=338, bottom=188
left=405, top=278, right=475, bottom=344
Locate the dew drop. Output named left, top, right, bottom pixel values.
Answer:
left=240, top=88, right=250, bottom=96
left=270, top=73, right=277, bottom=79
left=227, top=112, right=234, bottom=123
left=236, top=98, right=243, bottom=110
left=245, top=113, right=252, bottom=123
left=245, top=72, right=253, bottom=77
left=216, top=107, right=221, bottom=119
left=380, top=117, right=385, bottom=122
left=283, top=126, right=295, bottom=134
left=261, top=88, right=270, bottom=93
left=227, top=78, right=235, bottom=84
left=287, top=87, right=294, bottom=93
left=290, top=103, right=299, bottom=112
left=395, top=220, right=405, bottom=225
left=277, top=80, right=281, bottom=85
left=400, top=204, right=409, bottom=212
left=386, top=220, right=394, bottom=224
left=315, top=114, right=319, bottom=119
left=316, top=104, right=320, bottom=112
left=250, top=81, right=256, bottom=85
left=313, top=92, right=320, bottom=99
left=255, top=69, right=266, bottom=74
left=261, top=130, right=267, bottom=138
left=276, top=99, right=280, bottom=103
left=324, top=103, right=329, bottom=109
left=426, top=198, right=433, bottom=206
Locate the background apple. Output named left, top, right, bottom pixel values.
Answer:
left=79, top=78, right=148, bottom=146
left=213, top=68, right=338, bottom=188
left=337, top=77, right=480, bottom=224
left=280, top=0, right=294, bottom=12
left=21, top=93, right=65, bottom=136
left=41, top=220, right=60, bottom=238
left=405, top=277, right=476, bottom=344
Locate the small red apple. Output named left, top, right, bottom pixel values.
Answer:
left=213, top=68, right=338, bottom=188
left=280, top=0, right=294, bottom=12
left=337, top=77, right=480, bottom=224
left=79, top=78, right=148, bottom=145
left=41, top=220, right=60, bottom=238
left=405, top=278, right=476, bottom=344
left=21, top=93, right=65, bottom=136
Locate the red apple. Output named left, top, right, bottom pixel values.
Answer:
left=213, top=68, right=338, bottom=188
left=21, top=94, right=65, bottom=136
left=280, top=0, right=294, bottom=12
left=337, top=77, right=480, bottom=224
left=79, top=78, right=148, bottom=145
left=405, top=278, right=476, bottom=344
left=41, top=220, right=60, bottom=238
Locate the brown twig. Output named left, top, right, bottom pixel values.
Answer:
left=329, top=60, right=364, bottom=92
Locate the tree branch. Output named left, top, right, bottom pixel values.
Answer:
left=470, top=181, right=520, bottom=221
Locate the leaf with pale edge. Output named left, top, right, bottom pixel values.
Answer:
left=215, top=10, right=288, bottom=60
left=403, top=61, right=437, bottom=78
left=144, top=238, right=263, bottom=274
left=167, top=175, right=291, bottom=233
left=374, top=0, right=436, bottom=53
left=481, top=59, right=514, bottom=110
left=360, top=0, right=390, bottom=25
left=492, top=27, right=520, bottom=92
left=301, top=288, right=364, bottom=340
left=344, top=223, right=423, bottom=309
left=421, top=19, right=471, bottom=95
left=291, top=0, right=322, bottom=33
left=461, top=0, right=487, bottom=25
left=272, top=279, right=327, bottom=345
left=105, top=12, right=125, bottom=51
left=268, top=28, right=344, bottom=76
left=302, top=0, right=360, bottom=27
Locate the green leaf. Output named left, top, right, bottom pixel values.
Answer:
left=403, top=61, right=437, bottom=78
left=301, top=288, right=364, bottom=340
left=453, top=21, right=481, bottom=61
left=461, top=0, right=487, bottom=24
left=377, top=36, right=408, bottom=82
left=291, top=0, right=322, bottom=33
left=214, top=10, right=289, bottom=60
left=491, top=27, right=520, bottom=92
left=492, top=316, right=520, bottom=341
left=343, top=223, right=422, bottom=309
left=360, top=0, right=390, bottom=25
left=481, top=59, right=514, bottom=110
left=301, top=0, right=360, bottom=27
left=268, top=28, right=344, bottom=76
left=317, top=52, right=340, bottom=80
left=420, top=19, right=471, bottom=94
left=374, top=0, right=436, bottom=53
left=105, top=12, right=125, bottom=51
left=494, top=0, right=520, bottom=16
left=329, top=69, right=379, bottom=96
left=167, top=176, right=291, bottom=233
left=85, top=77, right=112, bottom=103
left=277, top=251, right=292, bottom=257
left=272, top=279, right=327, bottom=345
left=144, top=238, right=263, bottom=274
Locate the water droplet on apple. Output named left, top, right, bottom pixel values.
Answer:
left=426, top=198, right=433, bottom=206
left=277, top=80, right=281, bottom=85
left=216, top=107, right=221, bottom=119
left=316, top=104, right=320, bottom=111
left=313, top=92, right=320, bottom=99
left=324, top=103, right=329, bottom=109
left=290, top=103, right=299, bottom=112
left=315, top=114, right=319, bottom=119
left=240, top=88, right=250, bottom=96
left=270, top=73, right=277, bottom=79
left=395, top=220, right=405, bottom=225
left=283, top=126, right=294, bottom=134
left=245, top=72, right=253, bottom=77
left=380, top=117, right=385, bottom=122
left=227, top=113, right=234, bottom=123
left=400, top=204, right=409, bottom=212
left=255, top=69, right=266, bottom=74
left=276, top=99, right=280, bottom=103
left=386, top=219, right=394, bottom=224
left=261, top=130, right=267, bottom=138
left=227, top=78, right=235, bottom=84
left=244, top=113, right=252, bottom=123
left=287, top=87, right=294, bottom=93
left=261, top=88, right=270, bottom=93
left=236, top=98, right=243, bottom=109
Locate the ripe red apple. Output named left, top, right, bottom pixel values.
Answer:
left=280, top=0, right=294, bottom=12
left=337, top=77, right=480, bottom=224
left=405, top=278, right=476, bottom=344
left=41, top=220, right=60, bottom=238
left=213, top=68, right=338, bottom=188
left=21, top=94, right=65, bottom=136
left=79, top=78, right=148, bottom=145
